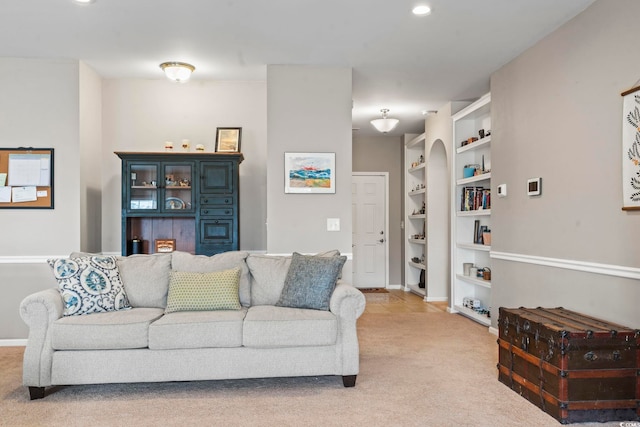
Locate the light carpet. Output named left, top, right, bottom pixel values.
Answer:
left=0, top=311, right=625, bottom=426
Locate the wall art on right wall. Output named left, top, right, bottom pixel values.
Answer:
left=621, top=85, right=640, bottom=210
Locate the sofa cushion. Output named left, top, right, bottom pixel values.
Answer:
left=247, top=250, right=341, bottom=306
left=50, top=308, right=164, bottom=350
left=165, top=268, right=241, bottom=313
left=47, top=255, right=131, bottom=316
left=148, top=309, right=247, bottom=349
left=243, top=305, right=337, bottom=348
left=247, top=254, right=291, bottom=306
left=276, top=252, right=346, bottom=311
left=171, top=251, right=251, bottom=307
left=117, top=253, right=172, bottom=308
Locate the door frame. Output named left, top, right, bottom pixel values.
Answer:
left=352, top=172, right=390, bottom=288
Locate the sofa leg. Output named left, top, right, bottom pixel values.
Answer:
left=28, top=387, right=45, bottom=400
left=342, top=375, right=357, bottom=387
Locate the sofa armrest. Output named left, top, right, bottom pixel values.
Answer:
left=329, top=280, right=365, bottom=378
left=19, top=288, right=63, bottom=387
left=329, top=280, right=366, bottom=319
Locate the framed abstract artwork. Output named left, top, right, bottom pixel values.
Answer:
left=284, top=152, right=335, bottom=194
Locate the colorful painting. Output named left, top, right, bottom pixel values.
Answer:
left=284, top=152, right=335, bottom=193
left=622, top=86, right=640, bottom=210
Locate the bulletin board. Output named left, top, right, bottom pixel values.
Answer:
left=0, top=148, right=54, bottom=209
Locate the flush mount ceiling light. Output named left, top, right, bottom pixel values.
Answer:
left=412, top=5, right=432, bottom=16
left=371, top=109, right=400, bottom=133
left=159, top=62, right=195, bottom=83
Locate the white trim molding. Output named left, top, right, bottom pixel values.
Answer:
left=0, top=339, right=27, bottom=347
left=0, top=256, right=59, bottom=264
left=491, top=251, right=640, bottom=281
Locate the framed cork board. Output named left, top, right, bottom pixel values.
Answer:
left=0, top=148, right=54, bottom=209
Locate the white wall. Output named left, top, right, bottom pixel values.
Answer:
left=266, top=66, right=353, bottom=266
left=490, top=0, right=640, bottom=328
left=424, top=106, right=456, bottom=301
left=101, top=79, right=268, bottom=253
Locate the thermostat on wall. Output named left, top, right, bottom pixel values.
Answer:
left=527, top=177, right=542, bottom=196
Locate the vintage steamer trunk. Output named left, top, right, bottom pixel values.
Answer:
left=497, top=307, right=639, bottom=424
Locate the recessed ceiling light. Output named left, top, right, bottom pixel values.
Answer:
left=412, top=5, right=431, bottom=16
left=74, top=0, right=95, bottom=4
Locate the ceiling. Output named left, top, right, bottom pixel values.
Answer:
left=0, top=0, right=595, bottom=136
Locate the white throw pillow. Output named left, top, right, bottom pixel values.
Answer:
left=47, top=256, right=131, bottom=316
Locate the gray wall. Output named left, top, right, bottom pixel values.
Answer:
left=491, top=0, right=640, bottom=328
left=101, top=79, right=268, bottom=253
left=1, top=64, right=356, bottom=341
left=79, top=62, right=103, bottom=253
left=266, top=66, right=353, bottom=269
left=0, top=59, right=81, bottom=255
left=0, top=58, right=82, bottom=340
left=353, top=134, right=403, bottom=286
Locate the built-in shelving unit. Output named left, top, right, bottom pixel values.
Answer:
left=404, top=133, right=426, bottom=297
left=449, top=93, right=493, bottom=327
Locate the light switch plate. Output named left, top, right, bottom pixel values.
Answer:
left=497, top=184, right=507, bottom=197
left=527, top=177, right=542, bottom=196
left=327, top=218, right=340, bottom=231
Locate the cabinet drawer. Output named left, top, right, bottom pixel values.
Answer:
left=200, top=207, right=234, bottom=217
left=200, top=219, right=235, bottom=245
left=199, top=196, right=234, bottom=206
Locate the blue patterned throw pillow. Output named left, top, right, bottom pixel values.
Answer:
left=47, top=256, right=131, bottom=316
left=276, top=252, right=346, bottom=311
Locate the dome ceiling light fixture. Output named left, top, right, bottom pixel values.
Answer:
left=159, top=62, right=195, bottom=83
left=412, top=5, right=432, bottom=16
left=370, top=109, right=400, bottom=133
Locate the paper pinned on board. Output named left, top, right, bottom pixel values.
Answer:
left=0, top=186, right=10, bottom=203
left=8, top=154, right=51, bottom=186
left=12, top=186, right=37, bottom=203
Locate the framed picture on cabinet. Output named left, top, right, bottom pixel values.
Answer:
left=155, top=239, right=176, bottom=253
left=284, top=152, right=335, bottom=194
left=215, top=127, right=242, bottom=153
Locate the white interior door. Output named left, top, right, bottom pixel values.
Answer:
left=352, top=173, right=388, bottom=288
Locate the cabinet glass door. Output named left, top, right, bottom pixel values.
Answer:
left=163, top=163, right=193, bottom=212
left=129, top=164, right=158, bottom=210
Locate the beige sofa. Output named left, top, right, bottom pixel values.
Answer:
left=19, top=251, right=365, bottom=399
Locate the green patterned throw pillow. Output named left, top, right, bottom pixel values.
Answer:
left=47, top=255, right=131, bottom=316
left=165, top=268, right=242, bottom=313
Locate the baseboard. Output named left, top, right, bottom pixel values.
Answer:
left=488, top=326, right=498, bottom=336
left=386, top=284, right=402, bottom=290
left=425, top=297, right=448, bottom=302
left=0, top=339, right=26, bottom=347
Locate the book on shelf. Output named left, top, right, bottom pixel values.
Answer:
left=460, top=187, right=491, bottom=212
left=473, top=220, right=480, bottom=244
